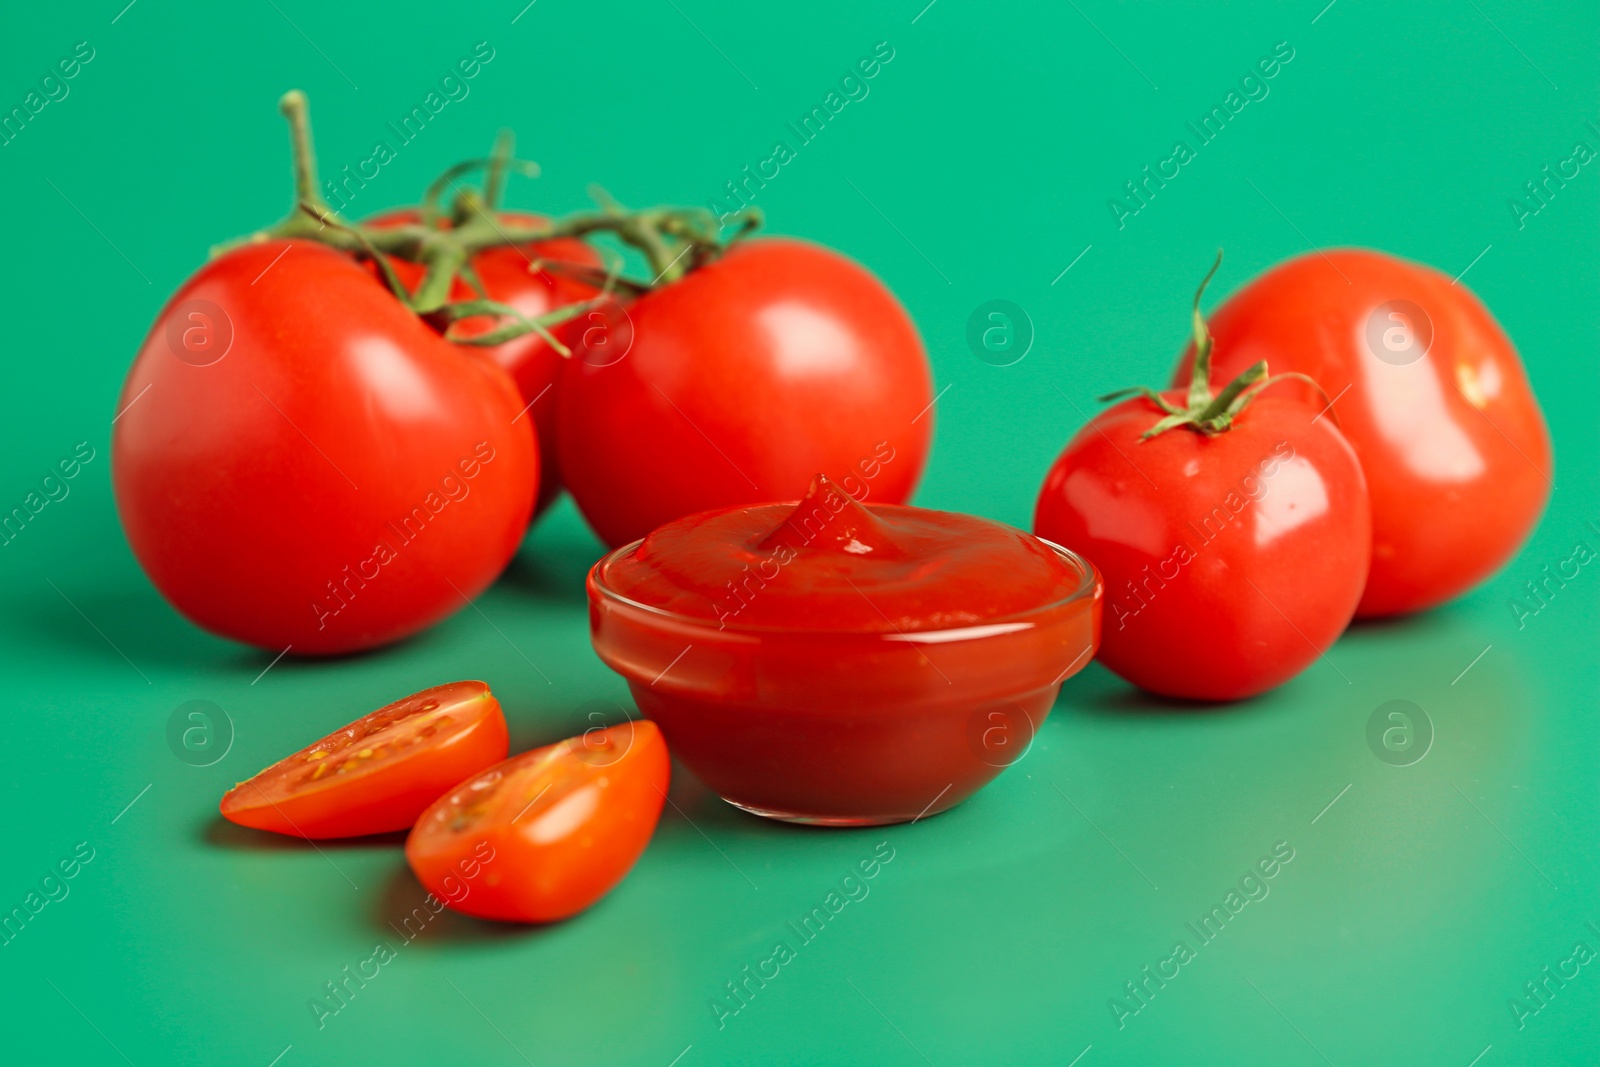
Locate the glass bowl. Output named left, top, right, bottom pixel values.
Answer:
left=587, top=536, right=1101, bottom=826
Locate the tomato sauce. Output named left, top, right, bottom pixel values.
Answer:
left=588, top=476, right=1101, bottom=825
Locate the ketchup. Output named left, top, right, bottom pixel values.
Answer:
left=588, top=476, right=1101, bottom=825
left=605, top=475, right=1085, bottom=632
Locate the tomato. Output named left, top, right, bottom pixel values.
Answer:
left=556, top=237, right=934, bottom=548
left=406, top=720, right=669, bottom=922
left=220, top=681, right=508, bottom=839
left=113, top=239, right=538, bottom=654
left=1036, top=260, right=1370, bottom=700
left=1171, top=249, right=1552, bottom=617
left=1035, top=391, right=1369, bottom=700
left=365, top=209, right=601, bottom=517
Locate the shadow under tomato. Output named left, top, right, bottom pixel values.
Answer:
left=203, top=816, right=410, bottom=852
left=12, top=575, right=450, bottom=678
left=14, top=580, right=226, bottom=673
left=1055, top=662, right=1279, bottom=719
left=1334, top=583, right=1509, bottom=652
left=499, top=542, right=598, bottom=605
left=370, top=862, right=554, bottom=944
left=1342, top=611, right=1435, bottom=639
left=499, top=499, right=609, bottom=605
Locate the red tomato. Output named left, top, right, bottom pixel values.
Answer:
left=557, top=237, right=934, bottom=548
left=1034, top=392, right=1370, bottom=701
left=406, top=720, right=669, bottom=922
left=113, top=239, right=538, bottom=654
left=366, top=209, right=601, bottom=517
left=220, top=681, right=508, bottom=839
left=1171, top=250, right=1552, bottom=617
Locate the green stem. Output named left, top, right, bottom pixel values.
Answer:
left=1184, top=249, right=1223, bottom=411
left=211, top=90, right=763, bottom=346
left=1088, top=252, right=1337, bottom=441
left=483, top=129, right=515, bottom=209
left=412, top=236, right=467, bottom=313
left=279, top=90, right=338, bottom=226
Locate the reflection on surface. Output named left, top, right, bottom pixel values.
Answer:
left=1063, top=467, right=1167, bottom=556
left=1253, top=455, right=1328, bottom=547
left=1455, top=357, right=1502, bottom=410
left=351, top=335, right=447, bottom=421
left=1355, top=320, right=1485, bottom=483
left=757, top=301, right=858, bottom=377
left=527, top=783, right=601, bottom=845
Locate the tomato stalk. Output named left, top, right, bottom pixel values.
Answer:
left=215, top=91, right=760, bottom=346
left=1100, top=251, right=1332, bottom=439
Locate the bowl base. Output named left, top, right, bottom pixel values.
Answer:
left=723, top=798, right=948, bottom=827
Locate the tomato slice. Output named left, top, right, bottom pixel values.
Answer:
left=405, top=720, right=669, bottom=922
left=220, top=681, right=508, bottom=839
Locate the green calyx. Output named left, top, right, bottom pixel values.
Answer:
left=214, top=91, right=762, bottom=347
left=1099, top=251, right=1327, bottom=440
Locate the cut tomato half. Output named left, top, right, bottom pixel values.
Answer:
left=220, top=681, right=508, bottom=839
left=406, top=719, right=669, bottom=922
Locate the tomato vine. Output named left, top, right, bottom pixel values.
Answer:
left=218, top=90, right=762, bottom=347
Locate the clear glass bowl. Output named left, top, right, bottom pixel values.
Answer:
left=587, top=538, right=1101, bottom=826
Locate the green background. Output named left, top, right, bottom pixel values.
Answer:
left=2, top=1, right=1597, bottom=1064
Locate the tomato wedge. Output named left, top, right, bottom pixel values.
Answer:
left=220, top=681, right=508, bottom=839
left=405, top=720, right=669, bottom=922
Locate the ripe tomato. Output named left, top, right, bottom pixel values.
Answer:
left=220, top=681, right=508, bottom=839
left=365, top=209, right=601, bottom=517
left=1034, top=392, right=1370, bottom=700
left=406, top=720, right=669, bottom=922
left=556, top=237, right=934, bottom=548
left=113, top=239, right=538, bottom=654
left=1171, top=250, right=1552, bottom=617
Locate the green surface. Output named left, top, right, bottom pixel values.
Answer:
left=3, top=1, right=1598, bottom=1064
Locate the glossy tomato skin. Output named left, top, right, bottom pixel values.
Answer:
left=557, top=237, right=934, bottom=548
left=1172, top=250, right=1552, bottom=617
left=1034, top=393, right=1370, bottom=701
left=406, top=720, right=670, bottom=923
left=220, top=681, right=508, bottom=839
left=366, top=210, right=600, bottom=517
left=113, top=240, right=537, bottom=654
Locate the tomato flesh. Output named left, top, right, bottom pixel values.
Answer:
left=406, top=720, right=669, bottom=922
left=220, top=681, right=508, bottom=838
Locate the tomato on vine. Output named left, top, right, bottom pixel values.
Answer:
left=366, top=174, right=601, bottom=519
left=558, top=236, right=934, bottom=548
left=116, top=88, right=937, bottom=654
left=1035, top=255, right=1370, bottom=701
left=114, top=236, right=541, bottom=655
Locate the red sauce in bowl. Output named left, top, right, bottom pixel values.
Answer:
left=588, top=476, right=1101, bottom=825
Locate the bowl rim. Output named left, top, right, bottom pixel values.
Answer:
left=588, top=532, right=1101, bottom=641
